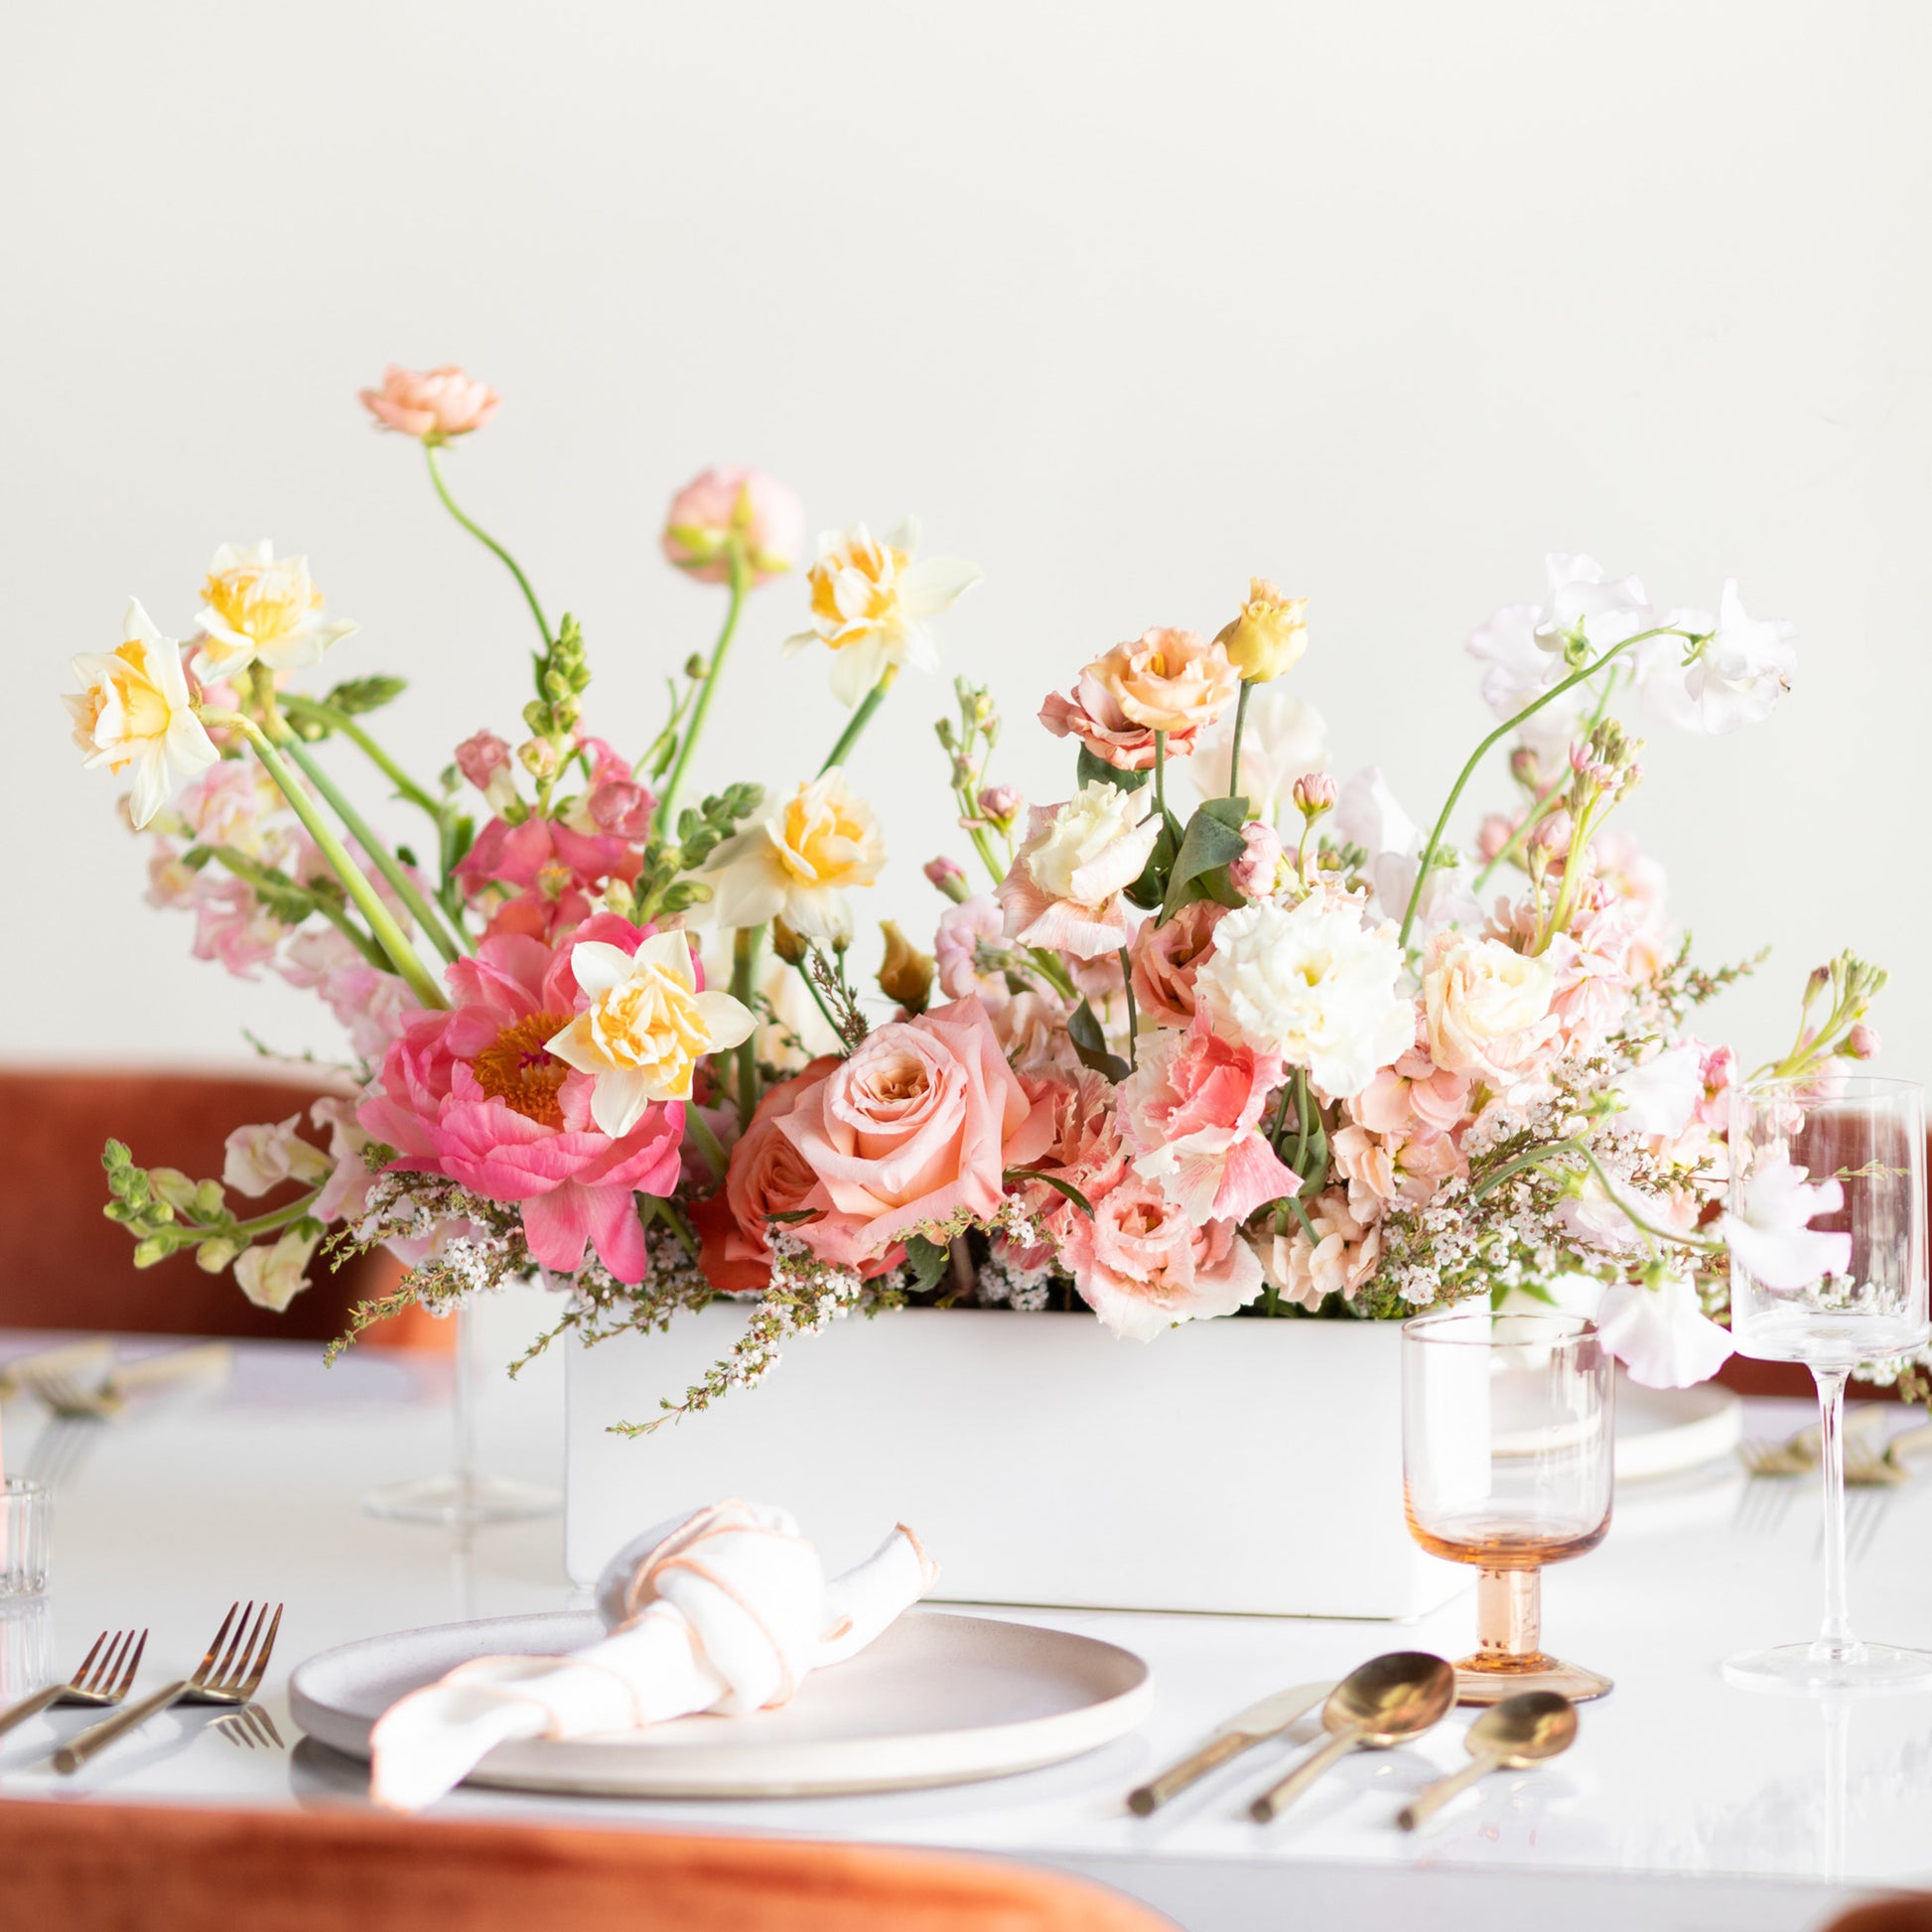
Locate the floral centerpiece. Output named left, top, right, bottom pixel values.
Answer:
left=69, top=367, right=1890, bottom=1430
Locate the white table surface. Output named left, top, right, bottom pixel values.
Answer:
left=2, top=1310, right=1930, bottom=1932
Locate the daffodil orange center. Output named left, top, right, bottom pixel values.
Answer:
left=471, top=1011, right=572, bottom=1128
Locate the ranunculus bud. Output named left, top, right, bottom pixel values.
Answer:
left=976, top=783, right=1022, bottom=828
left=1228, top=821, right=1284, bottom=899
left=877, top=921, right=934, bottom=1014
left=1847, top=1023, right=1880, bottom=1060
left=661, top=468, right=806, bottom=586
left=769, top=916, right=809, bottom=966
left=1213, top=578, right=1309, bottom=683
left=1509, top=746, right=1541, bottom=788
left=358, top=364, right=500, bottom=442
left=923, top=855, right=971, bottom=902
left=517, top=737, right=560, bottom=780
left=588, top=777, right=653, bottom=841
left=1292, top=771, right=1338, bottom=820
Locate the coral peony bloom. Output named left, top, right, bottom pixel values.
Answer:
left=67, top=600, right=219, bottom=827
left=191, top=541, right=358, bottom=682
left=357, top=919, right=684, bottom=1283
left=661, top=468, right=805, bottom=586
left=1214, top=578, right=1309, bottom=684
left=996, top=782, right=1162, bottom=961
left=1118, top=1014, right=1298, bottom=1223
left=1057, top=1169, right=1262, bottom=1340
left=1084, top=627, right=1239, bottom=736
left=1128, top=898, right=1225, bottom=1029
left=783, top=518, right=982, bottom=706
left=358, top=363, right=500, bottom=441
left=777, top=996, right=1053, bottom=1265
left=1421, top=934, right=1561, bottom=1083
left=704, top=768, right=887, bottom=942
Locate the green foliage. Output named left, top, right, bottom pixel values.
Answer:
left=524, top=613, right=592, bottom=742
left=1076, top=745, right=1148, bottom=792
left=902, top=1234, right=952, bottom=1296
left=322, top=675, right=408, bottom=717
left=1160, top=797, right=1250, bottom=919
left=630, top=784, right=765, bottom=923
left=1066, top=998, right=1129, bottom=1082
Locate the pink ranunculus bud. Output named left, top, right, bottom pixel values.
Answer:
left=1475, top=813, right=1515, bottom=862
left=588, top=778, right=653, bottom=842
left=661, top=468, right=805, bottom=587
left=1847, top=1023, right=1880, bottom=1060
left=923, top=855, right=971, bottom=903
left=1509, top=746, right=1541, bottom=787
left=976, top=783, right=1022, bottom=826
left=1229, top=821, right=1284, bottom=899
left=1530, top=808, right=1574, bottom=856
left=1292, top=771, right=1338, bottom=819
left=455, top=730, right=512, bottom=793
left=359, top=364, right=500, bottom=442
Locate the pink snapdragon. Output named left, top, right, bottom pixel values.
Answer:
left=455, top=814, right=642, bottom=943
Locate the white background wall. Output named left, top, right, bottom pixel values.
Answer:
left=4, top=0, right=1927, bottom=1078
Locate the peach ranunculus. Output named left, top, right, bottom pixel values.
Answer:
left=358, top=363, right=501, bottom=442
left=1421, top=933, right=1561, bottom=1082
left=1128, top=898, right=1225, bottom=1029
left=1085, top=627, right=1240, bottom=736
left=996, top=781, right=1162, bottom=960
left=1056, top=1168, right=1262, bottom=1340
left=777, top=996, right=1053, bottom=1265
left=661, top=468, right=806, bottom=586
left=1118, top=1014, right=1299, bottom=1223
left=1249, top=1187, right=1383, bottom=1310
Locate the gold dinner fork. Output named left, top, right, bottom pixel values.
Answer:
left=53, top=1600, right=282, bottom=1773
left=1844, top=1419, right=1932, bottom=1488
left=0, top=1628, right=147, bottom=1740
left=0, top=1338, right=114, bottom=1404
left=32, top=1344, right=232, bottom=1421
left=1735, top=1406, right=1885, bottom=1478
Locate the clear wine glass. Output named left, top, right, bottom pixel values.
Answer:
left=1725, top=1074, right=1931, bottom=1694
left=1403, top=1308, right=1615, bottom=1704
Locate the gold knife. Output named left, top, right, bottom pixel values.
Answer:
left=1128, top=1679, right=1337, bottom=1815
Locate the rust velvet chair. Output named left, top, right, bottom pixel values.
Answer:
left=0, top=1069, right=444, bottom=1349
left=0, top=1801, right=1176, bottom=1932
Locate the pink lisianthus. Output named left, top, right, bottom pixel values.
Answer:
left=1007, top=1067, right=1130, bottom=1262
left=661, top=468, right=806, bottom=585
left=356, top=916, right=682, bottom=1283
left=359, top=364, right=500, bottom=441
left=1039, top=667, right=1202, bottom=772
left=1128, top=898, right=1225, bottom=1029
left=1118, top=1014, right=1298, bottom=1223
left=1057, top=1169, right=1262, bottom=1340
left=777, top=996, right=1054, bottom=1266
left=455, top=814, right=643, bottom=943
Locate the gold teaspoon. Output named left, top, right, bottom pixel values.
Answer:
left=1249, top=1652, right=1456, bottom=1823
left=1397, top=1690, right=1578, bottom=1831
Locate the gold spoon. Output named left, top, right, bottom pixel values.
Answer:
left=1249, top=1652, right=1456, bottom=1823
left=1397, top=1690, right=1578, bottom=1831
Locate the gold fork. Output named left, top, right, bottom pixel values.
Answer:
left=0, top=1339, right=114, bottom=1404
left=1736, top=1406, right=1886, bottom=1476
left=212, top=1704, right=285, bottom=1751
left=0, top=1628, right=147, bottom=1740
left=1845, top=1419, right=1932, bottom=1488
left=53, top=1600, right=282, bottom=1773
left=32, top=1344, right=232, bottom=1421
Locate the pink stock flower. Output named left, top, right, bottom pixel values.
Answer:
left=934, top=896, right=1011, bottom=1007
left=279, top=928, right=415, bottom=1062
left=778, top=996, right=1053, bottom=1266
left=1128, top=899, right=1225, bottom=1029
left=1695, top=1042, right=1736, bottom=1130
left=1056, top=1169, right=1262, bottom=1340
left=357, top=915, right=684, bottom=1283
left=455, top=814, right=643, bottom=943
left=1352, top=1042, right=1473, bottom=1143
left=1118, top=1014, right=1298, bottom=1223
left=1228, top=821, right=1283, bottom=898
left=192, top=877, right=285, bottom=979
left=1251, top=1189, right=1383, bottom=1310
left=359, top=364, right=500, bottom=441
left=990, top=988, right=1077, bottom=1075
left=661, top=468, right=806, bottom=585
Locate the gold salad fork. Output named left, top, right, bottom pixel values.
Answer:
left=0, top=1628, right=147, bottom=1740
left=54, top=1600, right=282, bottom=1773
left=1735, top=1406, right=1884, bottom=1477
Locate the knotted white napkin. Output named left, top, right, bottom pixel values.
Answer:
left=369, top=1498, right=938, bottom=1810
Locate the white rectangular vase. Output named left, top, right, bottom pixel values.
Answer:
left=565, top=1307, right=1467, bottom=1620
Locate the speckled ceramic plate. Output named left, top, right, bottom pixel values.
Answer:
left=1614, top=1376, right=1742, bottom=1480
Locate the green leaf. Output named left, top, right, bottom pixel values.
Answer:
left=1004, top=1168, right=1095, bottom=1217
left=1066, top=999, right=1130, bottom=1083
left=903, top=1233, right=952, bottom=1295
left=1076, top=745, right=1149, bottom=793
left=322, top=675, right=408, bottom=717
left=1124, top=810, right=1181, bottom=910
left=1161, top=800, right=1250, bottom=921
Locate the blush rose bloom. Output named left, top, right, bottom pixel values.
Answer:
left=359, top=363, right=500, bottom=441
left=661, top=467, right=806, bottom=585
left=1084, top=627, right=1240, bottom=735
left=777, top=996, right=1053, bottom=1265
left=997, top=782, right=1163, bottom=960
left=1421, top=934, right=1561, bottom=1082
left=1129, top=899, right=1225, bottom=1029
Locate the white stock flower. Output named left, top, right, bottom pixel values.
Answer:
left=1722, top=1157, right=1853, bottom=1291
left=1422, top=935, right=1559, bottom=1082
left=234, top=1227, right=321, bottom=1311
left=704, top=768, right=887, bottom=941
left=1595, top=1272, right=1735, bottom=1389
left=192, top=541, right=358, bottom=680
left=1634, top=582, right=1795, bottom=735
left=1195, top=897, right=1414, bottom=1099
left=1188, top=687, right=1328, bottom=823
left=223, top=1115, right=332, bottom=1197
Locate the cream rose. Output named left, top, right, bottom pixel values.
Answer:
left=996, top=781, right=1161, bottom=960
left=1422, top=934, right=1560, bottom=1080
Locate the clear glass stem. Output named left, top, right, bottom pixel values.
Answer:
left=454, top=1304, right=481, bottom=1520
left=1810, top=1365, right=1864, bottom=1665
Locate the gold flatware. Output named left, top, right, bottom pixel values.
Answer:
left=212, top=1704, right=285, bottom=1751
left=0, top=1628, right=147, bottom=1740
left=54, top=1599, right=281, bottom=1773
left=1249, top=1652, right=1455, bottom=1823
left=1396, top=1690, right=1578, bottom=1830
left=0, top=1338, right=114, bottom=1403
left=1128, top=1680, right=1337, bottom=1816
left=32, top=1343, right=232, bottom=1421
left=1845, top=1420, right=1932, bottom=1488
left=1736, top=1405, right=1884, bottom=1477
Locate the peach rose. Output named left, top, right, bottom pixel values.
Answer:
left=661, top=467, right=806, bottom=586
left=1085, top=627, right=1239, bottom=735
left=1129, top=898, right=1225, bottom=1028
left=779, top=997, right=1053, bottom=1264
left=358, top=364, right=500, bottom=441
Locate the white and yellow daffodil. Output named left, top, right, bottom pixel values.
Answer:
left=702, top=768, right=887, bottom=942
left=67, top=600, right=219, bottom=827
left=192, top=540, right=358, bottom=681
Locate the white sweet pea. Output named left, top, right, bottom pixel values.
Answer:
left=1615, top=1040, right=1705, bottom=1140
left=1595, top=1272, right=1735, bottom=1389
left=223, top=1115, right=332, bottom=1197
left=546, top=931, right=758, bottom=1138
left=234, top=1227, right=321, bottom=1312
left=1535, top=553, right=1652, bottom=654
left=1188, top=687, right=1328, bottom=824
left=1335, top=767, right=1481, bottom=935
left=192, top=540, right=358, bottom=681
left=1634, top=583, right=1795, bottom=736
left=1722, top=1157, right=1853, bottom=1292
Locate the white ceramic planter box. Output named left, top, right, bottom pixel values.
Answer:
left=566, top=1306, right=1468, bottom=1620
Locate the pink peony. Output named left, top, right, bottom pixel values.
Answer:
left=356, top=915, right=683, bottom=1282
left=1057, top=1168, right=1262, bottom=1340
left=661, top=468, right=805, bottom=585
left=777, top=996, right=1053, bottom=1265
left=1117, top=1013, right=1298, bottom=1223
left=1129, top=899, right=1225, bottom=1028
left=359, top=364, right=500, bottom=441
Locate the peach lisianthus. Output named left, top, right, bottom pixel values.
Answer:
left=1085, top=627, right=1239, bottom=736
left=1039, top=666, right=1192, bottom=771
left=996, top=781, right=1162, bottom=960
left=662, top=468, right=805, bottom=586
left=359, top=363, right=500, bottom=442
left=1128, top=898, right=1225, bottom=1029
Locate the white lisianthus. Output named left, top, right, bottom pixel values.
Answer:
left=703, top=768, right=888, bottom=942
left=1187, top=687, right=1328, bottom=824
left=66, top=600, right=220, bottom=828
left=996, top=781, right=1162, bottom=960
left=1634, top=582, right=1794, bottom=736
left=234, top=1226, right=321, bottom=1312
left=192, top=541, right=358, bottom=681
left=547, top=931, right=757, bottom=1138
left=223, top=1115, right=332, bottom=1197
left=1422, top=934, right=1559, bottom=1082
left=782, top=518, right=982, bottom=706
left=1721, top=1157, right=1853, bottom=1291
left=1195, top=897, right=1414, bottom=1099
left=1594, top=1271, right=1735, bottom=1389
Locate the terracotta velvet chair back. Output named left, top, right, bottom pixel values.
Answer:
left=0, top=1069, right=439, bottom=1348
left=0, top=1801, right=1176, bottom=1932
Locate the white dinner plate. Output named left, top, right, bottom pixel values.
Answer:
left=1613, top=1374, right=1742, bottom=1480
left=290, top=1606, right=1153, bottom=1798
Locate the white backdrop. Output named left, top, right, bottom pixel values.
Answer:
left=4, top=0, right=1927, bottom=1078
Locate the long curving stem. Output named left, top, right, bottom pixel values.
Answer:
left=820, top=668, right=897, bottom=776
left=658, top=541, right=747, bottom=822
left=425, top=443, right=552, bottom=650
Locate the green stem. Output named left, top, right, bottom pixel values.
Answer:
left=1028, top=949, right=1078, bottom=1001
left=282, top=697, right=444, bottom=823
left=1154, top=730, right=1168, bottom=824
left=280, top=739, right=471, bottom=963
left=1118, top=946, right=1138, bottom=1071
left=1397, top=624, right=1690, bottom=953
left=731, top=926, right=762, bottom=1124
left=207, top=845, right=388, bottom=973
left=645, top=1195, right=701, bottom=1263
left=228, top=1188, right=325, bottom=1241
left=1226, top=681, right=1252, bottom=803
left=1471, top=1136, right=1589, bottom=1202
left=684, top=1104, right=730, bottom=1182
left=819, top=669, right=897, bottom=775
left=963, top=820, right=1006, bottom=887
left=794, top=955, right=844, bottom=1041
left=658, top=541, right=747, bottom=822
left=425, top=442, right=551, bottom=650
